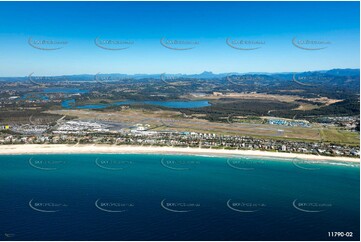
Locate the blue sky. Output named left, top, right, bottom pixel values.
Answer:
left=0, top=1, right=359, bottom=76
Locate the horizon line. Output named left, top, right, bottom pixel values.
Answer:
left=0, top=68, right=360, bottom=78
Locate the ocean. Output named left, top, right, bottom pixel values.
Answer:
left=0, top=154, right=359, bottom=240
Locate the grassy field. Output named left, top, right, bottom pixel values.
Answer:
left=319, top=128, right=360, bottom=145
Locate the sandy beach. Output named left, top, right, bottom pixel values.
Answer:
left=0, top=144, right=359, bottom=162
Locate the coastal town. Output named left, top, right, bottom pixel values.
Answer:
left=0, top=119, right=359, bottom=157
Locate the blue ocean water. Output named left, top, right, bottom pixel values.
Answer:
left=61, top=99, right=210, bottom=109
left=0, top=154, right=359, bottom=241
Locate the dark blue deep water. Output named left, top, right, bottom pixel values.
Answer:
left=0, top=154, right=359, bottom=241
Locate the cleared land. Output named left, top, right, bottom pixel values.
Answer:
left=320, top=128, right=360, bottom=145
left=187, top=92, right=342, bottom=110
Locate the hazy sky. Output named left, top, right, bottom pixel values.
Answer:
left=0, top=1, right=359, bottom=76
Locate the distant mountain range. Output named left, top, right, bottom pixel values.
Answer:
left=0, top=68, right=359, bottom=81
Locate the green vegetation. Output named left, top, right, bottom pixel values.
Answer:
left=181, top=99, right=299, bottom=122
left=320, top=128, right=360, bottom=145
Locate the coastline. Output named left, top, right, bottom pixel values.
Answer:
left=0, top=144, right=359, bottom=163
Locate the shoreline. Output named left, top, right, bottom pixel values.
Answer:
left=0, top=144, right=359, bottom=163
